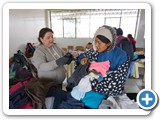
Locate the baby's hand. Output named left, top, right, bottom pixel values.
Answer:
left=81, top=58, right=88, bottom=65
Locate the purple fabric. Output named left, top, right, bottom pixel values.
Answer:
left=16, top=67, right=32, bottom=79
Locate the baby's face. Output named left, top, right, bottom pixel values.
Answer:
left=86, top=44, right=93, bottom=49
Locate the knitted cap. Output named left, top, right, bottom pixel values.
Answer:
left=93, top=25, right=117, bottom=51
left=94, top=27, right=113, bottom=43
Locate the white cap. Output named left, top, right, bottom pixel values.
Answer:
left=94, top=26, right=113, bottom=43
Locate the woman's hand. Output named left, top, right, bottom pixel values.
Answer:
left=80, top=58, right=88, bottom=65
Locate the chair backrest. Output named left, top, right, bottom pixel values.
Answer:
left=75, top=46, right=85, bottom=51
left=62, top=48, right=67, bottom=52
left=136, top=48, right=145, bottom=52
left=68, top=46, right=74, bottom=52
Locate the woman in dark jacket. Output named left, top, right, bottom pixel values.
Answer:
left=127, top=34, right=136, bottom=52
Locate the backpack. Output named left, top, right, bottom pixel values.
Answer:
left=119, top=38, right=134, bottom=61
left=12, top=50, right=30, bottom=71
left=25, top=43, right=35, bottom=58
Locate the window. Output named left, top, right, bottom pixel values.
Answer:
left=64, top=18, right=75, bottom=38
left=51, top=12, right=63, bottom=37
left=90, top=17, right=104, bottom=38
left=77, top=14, right=90, bottom=38
left=49, top=9, right=140, bottom=38
left=121, top=9, right=139, bottom=37
left=105, top=18, right=120, bottom=29
left=121, top=17, right=137, bottom=36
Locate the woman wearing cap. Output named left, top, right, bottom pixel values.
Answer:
left=32, top=27, right=73, bottom=85
left=76, top=25, right=129, bottom=96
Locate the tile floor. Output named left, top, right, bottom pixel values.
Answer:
left=124, top=75, right=145, bottom=93
left=125, top=67, right=145, bottom=93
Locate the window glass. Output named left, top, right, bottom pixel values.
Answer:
left=105, top=17, right=120, bottom=28
left=64, top=18, right=75, bottom=38
left=90, top=18, right=104, bottom=38
left=77, top=15, right=90, bottom=38
left=50, top=9, right=139, bottom=38
left=51, top=19, right=63, bottom=37
left=51, top=12, right=63, bottom=37
left=121, top=17, right=137, bottom=36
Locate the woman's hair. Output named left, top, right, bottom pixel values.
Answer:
left=87, top=42, right=92, bottom=45
left=116, top=28, right=123, bottom=36
left=96, top=35, right=111, bottom=44
left=38, top=28, right=53, bottom=44
left=127, top=34, right=133, bottom=38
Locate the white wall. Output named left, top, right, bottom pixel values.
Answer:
left=55, top=38, right=92, bottom=49
left=9, top=9, right=93, bottom=57
left=9, top=9, right=145, bottom=57
left=9, top=9, right=46, bottom=57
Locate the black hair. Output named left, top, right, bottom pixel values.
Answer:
left=87, top=42, right=92, bottom=45
left=38, top=27, right=53, bottom=44
left=97, top=35, right=111, bottom=44
left=116, top=28, right=123, bottom=36
left=127, top=34, right=133, bottom=38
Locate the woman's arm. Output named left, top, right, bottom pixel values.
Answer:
left=76, top=49, right=98, bottom=66
left=91, top=59, right=130, bottom=96
left=32, top=50, right=58, bottom=72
